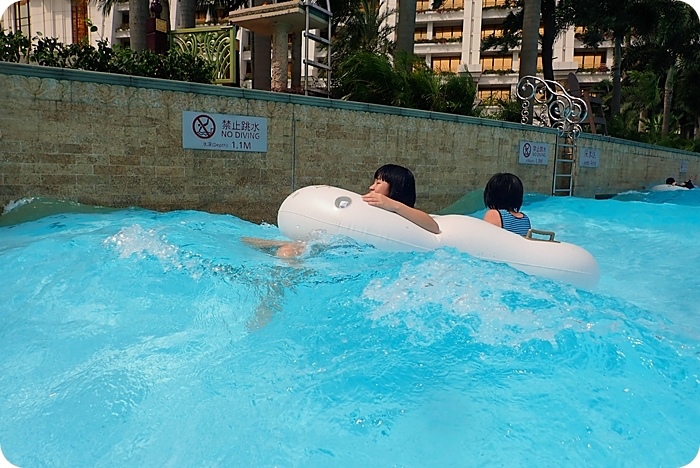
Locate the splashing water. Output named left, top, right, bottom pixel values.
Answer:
left=0, top=191, right=699, bottom=467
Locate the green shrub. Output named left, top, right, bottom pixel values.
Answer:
left=0, top=29, right=30, bottom=63
left=490, top=98, right=522, bottom=123
left=0, top=30, right=215, bottom=84
left=333, top=50, right=478, bottom=117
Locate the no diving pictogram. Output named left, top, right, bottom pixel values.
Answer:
left=193, top=114, right=216, bottom=139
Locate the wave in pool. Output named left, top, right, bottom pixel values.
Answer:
left=0, top=191, right=699, bottom=466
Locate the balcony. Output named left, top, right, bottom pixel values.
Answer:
left=416, top=9, right=464, bottom=23
left=114, top=24, right=130, bottom=38
left=415, top=37, right=462, bottom=54
left=478, top=70, right=517, bottom=86
left=481, top=8, right=512, bottom=20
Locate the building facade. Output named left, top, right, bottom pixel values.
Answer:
left=385, top=0, right=612, bottom=103
left=2, top=0, right=611, bottom=96
left=0, top=0, right=179, bottom=49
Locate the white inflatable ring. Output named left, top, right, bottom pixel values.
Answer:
left=651, top=184, right=690, bottom=192
left=278, top=186, right=600, bottom=289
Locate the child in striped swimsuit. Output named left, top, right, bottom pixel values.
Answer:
left=482, top=173, right=532, bottom=236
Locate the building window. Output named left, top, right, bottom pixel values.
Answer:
left=431, top=55, right=460, bottom=73
left=415, top=27, right=428, bottom=41
left=433, top=25, right=462, bottom=39
left=481, top=25, right=504, bottom=40
left=439, top=0, right=464, bottom=9
left=416, top=0, right=462, bottom=10
left=478, top=87, right=511, bottom=102
left=574, top=51, right=606, bottom=70
left=480, top=54, right=513, bottom=72
left=13, top=0, right=31, bottom=37
left=416, top=0, right=431, bottom=11
left=483, top=0, right=507, bottom=7
left=118, top=12, right=129, bottom=31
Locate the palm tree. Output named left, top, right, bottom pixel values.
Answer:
left=519, top=0, right=540, bottom=79
left=632, top=71, right=661, bottom=132
left=621, top=0, right=700, bottom=137
left=332, top=0, right=394, bottom=62
left=674, top=48, right=700, bottom=141
left=178, top=1, right=196, bottom=28
left=519, top=0, right=540, bottom=124
left=395, top=0, right=417, bottom=63
left=649, top=1, right=698, bottom=137
left=94, top=0, right=149, bottom=50
left=481, top=0, right=575, bottom=83
left=251, top=0, right=271, bottom=90
left=128, top=0, right=148, bottom=50
left=572, top=0, right=659, bottom=118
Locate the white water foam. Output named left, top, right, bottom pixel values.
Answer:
left=1, top=198, right=35, bottom=215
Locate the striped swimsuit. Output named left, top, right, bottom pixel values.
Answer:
left=498, top=210, right=531, bottom=236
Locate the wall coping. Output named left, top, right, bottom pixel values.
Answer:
left=578, top=133, right=699, bottom=158
left=0, top=61, right=554, bottom=132
left=1, top=61, right=698, bottom=159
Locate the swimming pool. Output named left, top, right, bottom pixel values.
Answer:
left=1, top=190, right=699, bottom=466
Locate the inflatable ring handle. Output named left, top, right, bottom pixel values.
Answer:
left=526, top=228, right=558, bottom=242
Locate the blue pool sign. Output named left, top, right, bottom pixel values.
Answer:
left=579, top=147, right=601, bottom=168
left=518, top=140, right=550, bottom=165
left=182, top=111, right=268, bottom=152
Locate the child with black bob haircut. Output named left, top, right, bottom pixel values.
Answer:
left=483, top=172, right=532, bottom=236
left=243, top=164, right=439, bottom=257
left=370, top=164, right=417, bottom=208
left=361, top=164, right=438, bottom=233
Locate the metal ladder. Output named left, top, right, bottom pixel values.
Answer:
left=302, top=0, right=332, bottom=97
left=552, top=135, right=575, bottom=196
left=516, top=76, right=589, bottom=198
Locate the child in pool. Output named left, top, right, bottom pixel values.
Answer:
left=242, top=164, right=439, bottom=257
left=361, top=164, right=439, bottom=234
left=666, top=176, right=696, bottom=189
left=482, top=172, right=532, bottom=236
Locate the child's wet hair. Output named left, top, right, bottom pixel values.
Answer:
left=483, top=173, right=524, bottom=212
left=373, top=164, right=417, bottom=208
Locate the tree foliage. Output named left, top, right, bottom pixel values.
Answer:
left=331, top=0, right=394, bottom=64
left=621, top=0, right=700, bottom=136
left=333, top=50, right=477, bottom=116
left=480, top=0, right=574, bottom=81
left=330, top=0, right=477, bottom=116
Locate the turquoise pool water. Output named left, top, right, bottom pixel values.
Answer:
left=1, top=190, right=699, bottom=466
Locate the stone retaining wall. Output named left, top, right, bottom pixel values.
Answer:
left=1, top=62, right=698, bottom=223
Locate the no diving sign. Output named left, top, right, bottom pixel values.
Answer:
left=182, top=111, right=268, bottom=152
left=518, top=140, right=550, bottom=166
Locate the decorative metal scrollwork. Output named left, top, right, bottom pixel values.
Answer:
left=516, top=76, right=588, bottom=138
left=171, top=27, right=236, bottom=85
